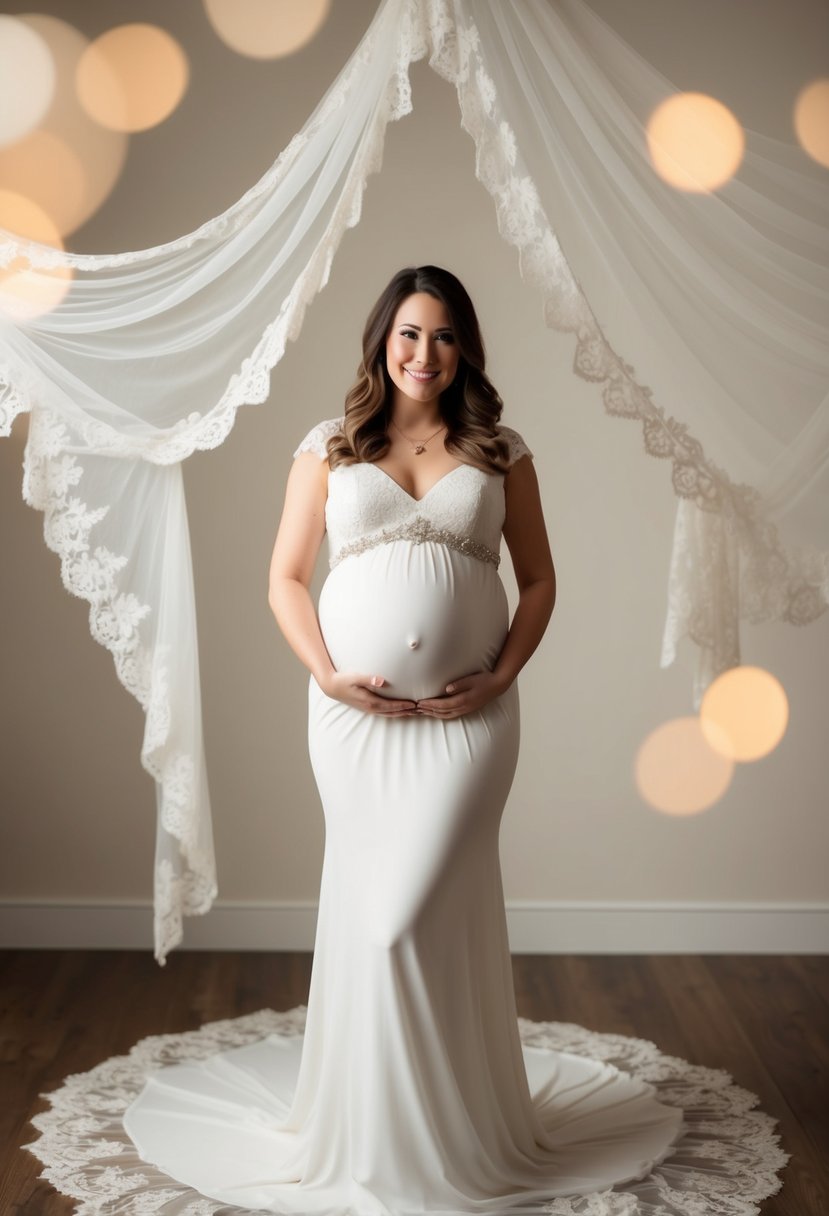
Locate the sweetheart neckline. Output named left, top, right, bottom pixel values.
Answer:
left=364, top=460, right=481, bottom=504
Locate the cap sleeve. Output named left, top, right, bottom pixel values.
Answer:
left=498, top=424, right=534, bottom=466
left=292, top=416, right=344, bottom=460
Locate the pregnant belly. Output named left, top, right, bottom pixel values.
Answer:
left=317, top=541, right=509, bottom=702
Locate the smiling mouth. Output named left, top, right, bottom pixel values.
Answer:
left=405, top=368, right=439, bottom=381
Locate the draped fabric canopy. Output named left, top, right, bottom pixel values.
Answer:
left=1, top=0, right=827, bottom=964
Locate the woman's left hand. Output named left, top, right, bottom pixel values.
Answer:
left=414, top=670, right=509, bottom=719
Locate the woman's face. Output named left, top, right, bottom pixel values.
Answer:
left=384, top=292, right=460, bottom=408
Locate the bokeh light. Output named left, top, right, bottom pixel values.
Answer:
left=793, top=77, right=829, bottom=169
left=0, top=129, right=86, bottom=238
left=0, top=16, right=55, bottom=148
left=647, top=91, right=745, bottom=192
left=700, top=665, right=789, bottom=762
left=76, top=24, right=189, bottom=134
left=0, top=190, right=72, bottom=320
left=635, top=715, right=734, bottom=816
left=203, top=0, right=330, bottom=60
left=0, top=14, right=128, bottom=239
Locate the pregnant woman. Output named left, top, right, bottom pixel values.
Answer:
left=122, top=265, right=684, bottom=1213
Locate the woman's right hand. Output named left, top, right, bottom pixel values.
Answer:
left=318, top=671, right=418, bottom=716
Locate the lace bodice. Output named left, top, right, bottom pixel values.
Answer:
left=293, top=416, right=533, bottom=571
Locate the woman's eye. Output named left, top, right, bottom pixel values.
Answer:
left=398, top=329, right=454, bottom=342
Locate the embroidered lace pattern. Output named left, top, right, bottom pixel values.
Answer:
left=20, top=406, right=217, bottom=967
left=294, top=415, right=530, bottom=571
left=330, top=513, right=501, bottom=570
left=23, top=1007, right=790, bottom=1216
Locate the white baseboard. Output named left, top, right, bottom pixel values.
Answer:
left=0, top=899, right=826, bottom=953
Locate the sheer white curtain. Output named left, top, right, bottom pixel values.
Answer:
left=1, top=0, right=826, bottom=963
left=464, top=0, right=829, bottom=700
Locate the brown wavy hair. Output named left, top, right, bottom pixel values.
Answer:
left=326, top=265, right=512, bottom=474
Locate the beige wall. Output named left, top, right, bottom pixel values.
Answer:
left=1, top=1, right=827, bottom=941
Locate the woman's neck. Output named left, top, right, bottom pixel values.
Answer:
left=388, top=398, right=444, bottom=434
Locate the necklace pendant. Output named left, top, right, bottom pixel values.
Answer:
left=414, top=444, right=425, bottom=454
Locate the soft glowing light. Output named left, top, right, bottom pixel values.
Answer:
left=794, top=78, right=829, bottom=169
left=635, top=716, right=734, bottom=816
left=647, top=92, right=744, bottom=192
left=204, top=0, right=330, bottom=60
left=0, top=15, right=128, bottom=238
left=0, top=129, right=86, bottom=239
left=76, top=24, right=189, bottom=133
left=700, top=665, right=789, bottom=762
left=0, top=190, right=72, bottom=320
left=0, top=17, right=55, bottom=148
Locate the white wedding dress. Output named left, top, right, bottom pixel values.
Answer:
left=25, top=417, right=790, bottom=1216
left=122, top=416, right=687, bottom=1214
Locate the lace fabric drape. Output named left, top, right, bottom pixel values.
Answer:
left=23, top=1006, right=790, bottom=1216
left=1, top=0, right=826, bottom=962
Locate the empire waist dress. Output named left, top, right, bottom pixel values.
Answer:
left=120, top=416, right=686, bottom=1216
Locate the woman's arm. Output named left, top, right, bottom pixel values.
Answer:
left=491, top=452, right=557, bottom=691
left=414, top=453, right=556, bottom=718
left=267, top=452, right=418, bottom=716
left=267, top=452, right=335, bottom=688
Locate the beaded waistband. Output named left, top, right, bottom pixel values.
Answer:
left=329, top=514, right=501, bottom=570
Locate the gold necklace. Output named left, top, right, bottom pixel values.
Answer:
left=390, top=416, right=447, bottom=455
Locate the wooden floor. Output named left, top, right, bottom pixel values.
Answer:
left=2, top=950, right=827, bottom=1214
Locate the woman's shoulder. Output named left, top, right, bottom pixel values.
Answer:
left=292, top=416, right=346, bottom=460
left=495, top=422, right=534, bottom=467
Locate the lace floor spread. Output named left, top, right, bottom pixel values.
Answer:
left=23, top=1006, right=789, bottom=1216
